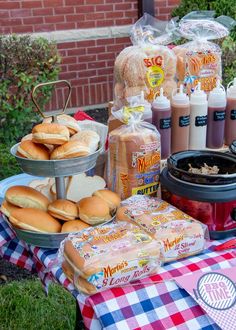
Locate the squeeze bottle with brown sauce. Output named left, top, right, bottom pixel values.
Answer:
left=152, top=88, right=171, bottom=159
left=225, top=78, right=236, bottom=145
left=206, top=80, right=226, bottom=149
left=171, top=85, right=190, bottom=153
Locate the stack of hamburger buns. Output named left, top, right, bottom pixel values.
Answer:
left=16, top=114, right=100, bottom=161
left=1, top=185, right=120, bottom=234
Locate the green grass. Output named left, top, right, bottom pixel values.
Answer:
left=0, top=279, right=76, bottom=330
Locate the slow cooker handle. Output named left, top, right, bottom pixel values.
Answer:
left=229, top=140, right=236, bottom=156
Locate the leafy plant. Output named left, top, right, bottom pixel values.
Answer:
left=0, top=35, right=61, bottom=179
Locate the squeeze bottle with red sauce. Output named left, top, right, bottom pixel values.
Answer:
left=206, top=80, right=226, bottom=149
left=225, top=78, right=236, bottom=145
left=171, top=84, right=190, bottom=153
left=152, top=88, right=171, bottom=159
left=189, top=82, right=208, bottom=150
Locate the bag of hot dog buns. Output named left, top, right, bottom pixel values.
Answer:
left=59, top=221, right=162, bottom=294
left=113, top=13, right=177, bottom=108
left=116, top=195, right=209, bottom=263
left=107, top=95, right=161, bottom=200
left=174, top=11, right=234, bottom=94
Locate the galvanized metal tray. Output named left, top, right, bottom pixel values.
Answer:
left=11, top=143, right=102, bottom=177
left=3, top=214, right=115, bottom=249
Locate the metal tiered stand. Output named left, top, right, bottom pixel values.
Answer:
left=8, top=80, right=102, bottom=248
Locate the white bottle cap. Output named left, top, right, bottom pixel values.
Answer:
left=208, top=79, right=226, bottom=107
left=227, top=78, right=236, bottom=99
left=190, top=82, right=207, bottom=103
left=152, top=88, right=170, bottom=108
left=172, top=84, right=189, bottom=105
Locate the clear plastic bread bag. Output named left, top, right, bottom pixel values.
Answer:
left=174, top=11, right=235, bottom=94
left=58, top=222, right=162, bottom=295
left=113, top=13, right=177, bottom=109
left=107, top=94, right=161, bottom=200
left=116, top=195, right=210, bottom=263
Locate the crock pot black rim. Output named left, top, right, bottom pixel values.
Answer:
left=167, top=149, right=236, bottom=181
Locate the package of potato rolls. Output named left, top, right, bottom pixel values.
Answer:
left=107, top=95, right=161, bottom=200
left=116, top=195, right=209, bottom=263
left=174, top=11, right=234, bottom=94
left=59, top=222, right=162, bottom=294
left=113, top=13, right=177, bottom=107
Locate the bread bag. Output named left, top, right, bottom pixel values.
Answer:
left=174, top=11, right=233, bottom=94
left=59, top=222, right=162, bottom=294
left=113, top=13, right=177, bottom=108
left=116, top=195, right=209, bottom=263
left=107, top=95, right=161, bottom=200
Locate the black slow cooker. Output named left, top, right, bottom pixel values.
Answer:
left=160, top=150, right=236, bottom=239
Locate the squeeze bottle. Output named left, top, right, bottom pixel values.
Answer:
left=171, top=84, right=190, bottom=153
left=206, top=80, right=226, bottom=149
left=152, top=88, right=171, bottom=159
left=189, top=82, right=208, bottom=149
left=140, top=91, right=153, bottom=124
left=225, top=78, right=236, bottom=145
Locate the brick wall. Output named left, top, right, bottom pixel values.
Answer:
left=0, top=0, right=180, bottom=109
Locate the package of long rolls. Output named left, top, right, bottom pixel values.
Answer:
left=107, top=94, right=161, bottom=200
left=174, top=11, right=233, bottom=94
left=59, top=221, right=162, bottom=294
left=116, top=195, right=209, bottom=263
left=113, top=13, right=177, bottom=108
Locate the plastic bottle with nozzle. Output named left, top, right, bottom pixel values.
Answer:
left=189, top=82, right=208, bottom=149
left=152, top=88, right=171, bottom=159
left=171, top=84, right=190, bottom=153
left=206, top=79, right=226, bottom=149
left=225, top=78, right=236, bottom=145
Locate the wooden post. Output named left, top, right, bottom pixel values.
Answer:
left=138, top=0, right=155, bottom=18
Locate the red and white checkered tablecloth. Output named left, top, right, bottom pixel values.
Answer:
left=1, top=214, right=236, bottom=330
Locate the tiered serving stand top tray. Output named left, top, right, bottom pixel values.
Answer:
left=7, top=80, right=104, bottom=248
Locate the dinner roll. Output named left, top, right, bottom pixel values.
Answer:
left=77, top=196, right=111, bottom=225
left=50, top=140, right=90, bottom=160
left=0, top=200, right=20, bottom=218
left=61, top=220, right=90, bottom=233
left=92, top=189, right=121, bottom=215
left=48, top=199, right=78, bottom=221
left=17, top=140, right=49, bottom=160
left=32, top=123, right=70, bottom=145
left=9, top=208, right=61, bottom=233
left=43, top=114, right=80, bottom=136
left=5, top=185, right=49, bottom=211
left=70, top=130, right=100, bottom=153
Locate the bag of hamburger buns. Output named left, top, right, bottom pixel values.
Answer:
left=59, top=222, right=162, bottom=294
left=113, top=13, right=177, bottom=108
left=174, top=11, right=234, bottom=94
left=107, top=94, right=161, bottom=200
left=116, top=195, right=209, bottom=263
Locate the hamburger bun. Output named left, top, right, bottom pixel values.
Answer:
left=50, top=140, right=90, bottom=160
left=0, top=200, right=20, bottom=218
left=92, top=189, right=121, bottom=215
left=77, top=196, right=111, bottom=225
left=48, top=199, right=78, bottom=221
left=17, top=140, right=49, bottom=160
left=32, top=123, right=70, bottom=145
left=43, top=114, right=80, bottom=136
left=5, top=185, right=49, bottom=211
left=61, top=220, right=90, bottom=233
left=9, top=208, right=61, bottom=233
left=70, top=130, right=100, bottom=153
left=21, top=133, right=33, bottom=142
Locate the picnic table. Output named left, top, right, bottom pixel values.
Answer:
left=1, top=211, right=236, bottom=329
